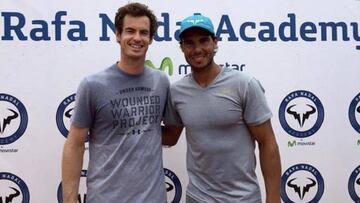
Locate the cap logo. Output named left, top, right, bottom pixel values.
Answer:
left=187, top=19, right=204, bottom=25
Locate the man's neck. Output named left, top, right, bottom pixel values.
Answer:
left=192, top=63, right=221, bottom=88
left=117, top=57, right=145, bottom=75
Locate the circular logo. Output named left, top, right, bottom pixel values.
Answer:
left=0, top=172, right=30, bottom=203
left=0, top=93, right=28, bottom=145
left=281, top=163, right=324, bottom=203
left=164, top=168, right=182, bottom=203
left=348, top=165, right=360, bottom=202
left=279, top=90, right=324, bottom=138
left=56, top=94, right=75, bottom=138
left=57, top=170, right=87, bottom=203
left=349, top=92, right=360, bottom=134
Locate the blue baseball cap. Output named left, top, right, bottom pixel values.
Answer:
left=179, top=13, right=215, bottom=38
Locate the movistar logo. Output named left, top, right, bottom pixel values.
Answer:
left=357, top=139, right=360, bottom=146
left=288, top=140, right=297, bottom=147
left=145, top=57, right=173, bottom=76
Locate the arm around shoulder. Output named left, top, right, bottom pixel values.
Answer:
left=162, top=125, right=183, bottom=146
left=248, top=120, right=282, bottom=203
left=61, top=124, right=88, bottom=203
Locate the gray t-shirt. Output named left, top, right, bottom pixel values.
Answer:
left=71, top=63, right=169, bottom=203
left=164, top=67, right=272, bottom=203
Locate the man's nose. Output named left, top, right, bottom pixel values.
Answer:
left=133, top=31, right=142, bottom=41
left=193, top=42, right=203, bottom=52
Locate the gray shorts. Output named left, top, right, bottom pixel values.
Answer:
left=186, top=195, right=202, bottom=203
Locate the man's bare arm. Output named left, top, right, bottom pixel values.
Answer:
left=61, top=124, right=88, bottom=203
left=162, top=125, right=183, bottom=146
left=248, top=120, right=281, bottom=203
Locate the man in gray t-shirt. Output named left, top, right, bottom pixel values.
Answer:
left=61, top=3, right=168, bottom=203
left=163, top=13, right=282, bottom=203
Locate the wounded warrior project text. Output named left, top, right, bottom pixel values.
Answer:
left=111, top=95, right=161, bottom=129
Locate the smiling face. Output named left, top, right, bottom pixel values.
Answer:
left=180, top=28, right=218, bottom=71
left=116, top=15, right=152, bottom=61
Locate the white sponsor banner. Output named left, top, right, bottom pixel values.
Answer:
left=1, top=0, right=360, bottom=202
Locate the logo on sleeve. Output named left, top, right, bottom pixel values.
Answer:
left=0, top=172, right=30, bottom=203
left=281, top=163, right=324, bottom=203
left=164, top=168, right=182, bottom=203
left=0, top=93, right=28, bottom=145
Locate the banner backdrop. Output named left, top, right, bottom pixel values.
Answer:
left=1, top=0, right=360, bottom=202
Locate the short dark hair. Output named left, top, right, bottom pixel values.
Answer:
left=179, top=29, right=216, bottom=44
left=114, top=2, right=158, bottom=39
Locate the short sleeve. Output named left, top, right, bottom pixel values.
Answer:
left=243, top=78, right=272, bottom=126
left=71, top=78, right=94, bottom=128
left=163, top=89, right=183, bottom=126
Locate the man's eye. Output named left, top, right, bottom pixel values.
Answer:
left=200, top=38, right=210, bottom=44
left=125, top=29, right=134, bottom=34
left=183, top=41, right=193, bottom=46
left=140, top=31, right=149, bottom=36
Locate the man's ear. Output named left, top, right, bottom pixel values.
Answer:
left=214, top=44, right=218, bottom=53
left=115, top=31, right=121, bottom=43
left=214, top=37, right=218, bottom=46
left=180, top=43, right=185, bottom=53
left=213, top=38, right=219, bottom=53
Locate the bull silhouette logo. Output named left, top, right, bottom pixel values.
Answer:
left=348, top=165, right=360, bottom=202
left=0, top=187, right=20, bottom=203
left=165, top=182, right=174, bottom=192
left=0, top=172, right=30, bottom=202
left=0, top=109, right=19, bottom=134
left=286, top=104, right=316, bottom=128
left=287, top=177, right=316, bottom=200
left=349, top=93, right=360, bottom=134
left=164, top=168, right=182, bottom=203
left=281, top=164, right=324, bottom=203
left=56, top=94, right=76, bottom=138
left=64, top=108, right=74, bottom=119
left=279, top=90, right=324, bottom=138
left=0, top=94, right=28, bottom=145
